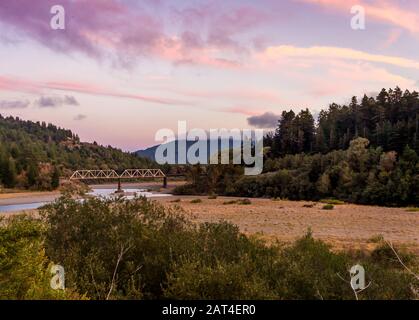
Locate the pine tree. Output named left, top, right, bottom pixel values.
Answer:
left=51, top=166, right=60, bottom=189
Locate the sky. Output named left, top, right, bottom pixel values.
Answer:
left=0, top=0, right=419, bottom=151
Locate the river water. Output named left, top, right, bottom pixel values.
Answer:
left=0, top=188, right=171, bottom=213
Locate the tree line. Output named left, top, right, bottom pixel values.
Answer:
left=265, top=87, right=419, bottom=156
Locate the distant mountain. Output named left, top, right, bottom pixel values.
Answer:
left=136, top=139, right=241, bottom=163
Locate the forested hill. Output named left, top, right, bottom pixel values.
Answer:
left=0, top=115, right=154, bottom=190
left=265, top=87, right=419, bottom=156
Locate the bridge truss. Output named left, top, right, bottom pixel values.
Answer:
left=70, top=169, right=166, bottom=180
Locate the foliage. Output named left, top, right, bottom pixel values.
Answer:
left=1, top=197, right=417, bottom=300
left=320, top=199, right=345, bottom=205
left=176, top=138, right=418, bottom=206
left=0, top=215, right=82, bottom=299
left=266, top=88, right=419, bottom=156
left=0, top=115, right=153, bottom=190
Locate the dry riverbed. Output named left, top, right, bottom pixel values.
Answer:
left=156, top=196, right=419, bottom=253
left=1, top=188, right=418, bottom=253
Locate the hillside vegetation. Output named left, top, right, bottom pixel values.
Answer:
left=0, top=115, right=153, bottom=190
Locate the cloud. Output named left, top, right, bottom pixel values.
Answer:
left=35, top=95, right=79, bottom=108
left=297, top=0, right=419, bottom=34
left=73, top=114, right=87, bottom=121
left=382, top=29, right=403, bottom=48
left=0, top=0, right=262, bottom=69
left=0, top=99, right=30, bottom=109
left=223, top=106, right=260, bottom=116
left=259, top=45, right=419, bottom=70
left=0, top=75, right=187, bottom=106
left=247, top=112, right=280, bottom=128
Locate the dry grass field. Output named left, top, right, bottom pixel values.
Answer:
left=155, top=196, right=419, bottom=253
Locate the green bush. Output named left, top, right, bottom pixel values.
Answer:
left=0, top=215, right=82, bottom=299
left=238, top=199, right=252, bottom=205
left=322, top=204, right=334, bottom=210
left=41, top=196, right=192, bottom=299
left=320, top=199, right=345, bottom=205
left=164, top=260, right=273, bottom=300
left=190, top=199, right=203, bottom=204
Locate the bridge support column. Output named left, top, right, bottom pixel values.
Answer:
left=163, top=177, right=167, bottom=188
left=116, top=178, right=123, bottom=193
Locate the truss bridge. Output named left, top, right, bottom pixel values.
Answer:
left=69, top=169, right=167, bottom=191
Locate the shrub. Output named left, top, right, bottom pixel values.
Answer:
left=208, top=195, right=218, bottom=199
left=238, top=199, right=252, bottom=205
left=322, top=204, right=334, bottom=210
left=320, top=199, right=345, bottom=205
left=190, top=199, right=203, bottom=204
left=19, top=196, right=415, bottom=300
left=264, top=231, right=352, bottom=299
left=164, top=260, right=273, bottom=300
left=303, top=203, right=315, bottom=208
left=41, top=196, right=191, bottom=299
left=223, top=200, right=237, bottom=205
left=367, top=234, right=384, bottom=243
left=170, top=198, right=181, bottom=203
left=0, top=215, right=82, bottom=300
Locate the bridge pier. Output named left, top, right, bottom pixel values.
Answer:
left=116, top=178, right=123, bottom=193
left=163, top=177, right=167, bottom=188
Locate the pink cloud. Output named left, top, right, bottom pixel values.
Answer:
left=0, top=0, right=268, bottom=69
left=298, top=0, right=419, bottom=34
left=222, top=106, right=264, bottom=116
left=0, top=75, right=186, bottom=105
left=382, top=29, right=403, bottom=48
left=258, top=45, right=419, bottom=69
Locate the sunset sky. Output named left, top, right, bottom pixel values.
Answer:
left=1, top=0, right=419, bottom=150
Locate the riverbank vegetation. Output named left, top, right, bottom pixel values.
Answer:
left=0, top=196, right=417, bottom=300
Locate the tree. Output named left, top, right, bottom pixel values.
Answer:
left=27, top=163, right=39, bottom=188
left=2, top=158, right=17, bottom=188
left=51, top=166, right=60, bottom=189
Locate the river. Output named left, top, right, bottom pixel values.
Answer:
left=0, top=188, right=172, bottom=213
